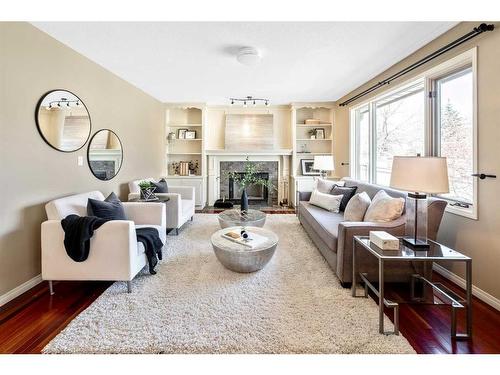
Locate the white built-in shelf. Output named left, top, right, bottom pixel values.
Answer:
left=296, top=138, right=333, bottom=141
left=167, top=123, right=203, bottom=127
left=168, top=152, right=202, bottom=155
left=296, top=123, right=332, bottom=127
left=296, top=152, right=332, bottom=156
left=205, top=149, right=293, bottom=156
left=171, top=138, right=203, bottom=141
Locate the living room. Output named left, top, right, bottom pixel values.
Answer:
left=1, top=0, right=499, bottom=372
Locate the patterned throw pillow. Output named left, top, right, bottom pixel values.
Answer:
left=330, top=185, right=358, bottom=212
left=343, top=192, right=371, bottom=221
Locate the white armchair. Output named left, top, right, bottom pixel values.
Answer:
left=128, top=178, right=195, bottom=235
left=42, top=191, right=166, bottom=293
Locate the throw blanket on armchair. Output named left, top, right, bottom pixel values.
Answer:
left=61, top=214, right=164, bottom=274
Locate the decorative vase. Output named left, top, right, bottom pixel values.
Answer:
left=240, top=189, right=249, bottom=212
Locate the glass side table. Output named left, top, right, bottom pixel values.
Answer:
left=218, top=209, right=266, bottom=228
left=352, top=236, right=472, bottom=340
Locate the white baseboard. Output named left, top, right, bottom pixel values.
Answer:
left=0, top=274, right=43, bottom=307
left=433, top=263, right=500, bottom=311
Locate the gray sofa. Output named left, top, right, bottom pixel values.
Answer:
left=298, top=177, right=447, bottom=286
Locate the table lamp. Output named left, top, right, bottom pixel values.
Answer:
left=390, top=155, right=449, bottom=249
left=313, top=155, right=334, bottom=178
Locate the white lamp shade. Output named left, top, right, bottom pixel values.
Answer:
left=313, top=155, right=335, bottom=171
left=390, top=156, right=449, bottom=194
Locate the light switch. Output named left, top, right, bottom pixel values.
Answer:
left=78, top=156, right=84, bottom=166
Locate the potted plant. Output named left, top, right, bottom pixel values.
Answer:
left=138, top=180, right=157, bottom=201
left=225, top=157, right=276, bottom=211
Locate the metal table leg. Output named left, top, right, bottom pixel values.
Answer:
left=351, top=238, right=357, bottom=297
left=466, top=260, right=473, bottom=338
left=379, top=258, right=385, bottom=334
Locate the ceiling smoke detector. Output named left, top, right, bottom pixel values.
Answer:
left=236, top=47, right=261, bottom=66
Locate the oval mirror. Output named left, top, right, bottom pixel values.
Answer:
left=87, top=129, right=123, bottom=181
left=35, top=90, right=91, bottom=152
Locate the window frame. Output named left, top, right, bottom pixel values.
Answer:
left=349, top=48, right=478, bottom=220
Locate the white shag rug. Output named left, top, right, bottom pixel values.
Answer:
left=43, top=214, right=415, bottom=354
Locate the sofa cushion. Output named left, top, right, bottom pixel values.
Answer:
left=299, top=201, right=344, bottom=252
left=309, top=190, right=343, bottom=212
left=87, top=192, right=126, bottom=221
left=331, top=185, right=358, bottom=211
left=344, top=191, right=371, bottom=221
left=364, top=190, right=405, bottom=223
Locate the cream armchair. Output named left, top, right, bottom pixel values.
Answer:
left=128, top=178, right=195, bottom=235
left=42, top=191, right=166, bottom=293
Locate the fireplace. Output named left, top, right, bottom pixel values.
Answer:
left=229, top=172, right=269, bottom=203
left=219, top=161, right=278, bottom=207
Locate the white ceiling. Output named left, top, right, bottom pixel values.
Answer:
left=32, top=22, right=457, bottom=104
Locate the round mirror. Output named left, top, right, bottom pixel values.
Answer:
left=87, top=129, right=123, bottom=181
left=35, top=89, right=91, bottom=152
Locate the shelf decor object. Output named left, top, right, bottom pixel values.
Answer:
left=313, top=155, right=334, bottom=179
left=390, top=155, right=449, bottom=249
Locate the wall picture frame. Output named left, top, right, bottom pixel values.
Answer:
left=185, top=130, right=197, bottom=139
left=301, top=159, right=320, bottom=176
left=177, top=128, right=188, bottom=139
left=315, top=128, right=325, bottom=139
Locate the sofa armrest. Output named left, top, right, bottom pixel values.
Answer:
left=336, top=216, right=406, bottom=282
left=122, top=202, right=166, bottom=227
left=168, top=186, right=195, bottom=200
left=298, top=191, right=312, bottom=202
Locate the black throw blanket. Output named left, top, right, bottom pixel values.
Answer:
left=61, top=214, right=163, bottom=274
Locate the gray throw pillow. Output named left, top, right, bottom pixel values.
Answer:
left=87, top=192, right=126, bottom=220
left=152, top=178, right=168, bottom=193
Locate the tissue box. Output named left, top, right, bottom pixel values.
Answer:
left=369, top=231, right=399, bottom=250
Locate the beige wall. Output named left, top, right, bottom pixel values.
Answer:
left=0, top=23, right=164, bottom=298
left=334, top=22, right=500, bottom=300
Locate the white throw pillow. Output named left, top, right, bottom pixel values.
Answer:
left=309, top=190, right=343, bottom=213
left=313, top=177, right=345, bottom=194
left=364, top=190, right=405, bottom=223
left=343, top=192, right=371, bottom=221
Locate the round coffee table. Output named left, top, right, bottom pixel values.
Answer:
left=218, top=209, right=266, bottom=228
left=211, top=226, right=278, bottom=273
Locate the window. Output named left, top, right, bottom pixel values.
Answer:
left=352, top=105, right=370, bottom=181
left=374, top=82, right=425, bottom=185
left=350, top=49, right=477, bottom=219
left=433, top=67, right=474, bottom=206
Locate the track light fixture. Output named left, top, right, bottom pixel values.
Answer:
left=229, top=96, right=270, bottom=107
left=45, top=98, right=81, bottom=109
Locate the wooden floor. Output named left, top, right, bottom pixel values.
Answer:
left=1, top=272, right=499, bottom=354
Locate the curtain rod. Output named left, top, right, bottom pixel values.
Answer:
left=339, top=23, right=495, bottom=107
